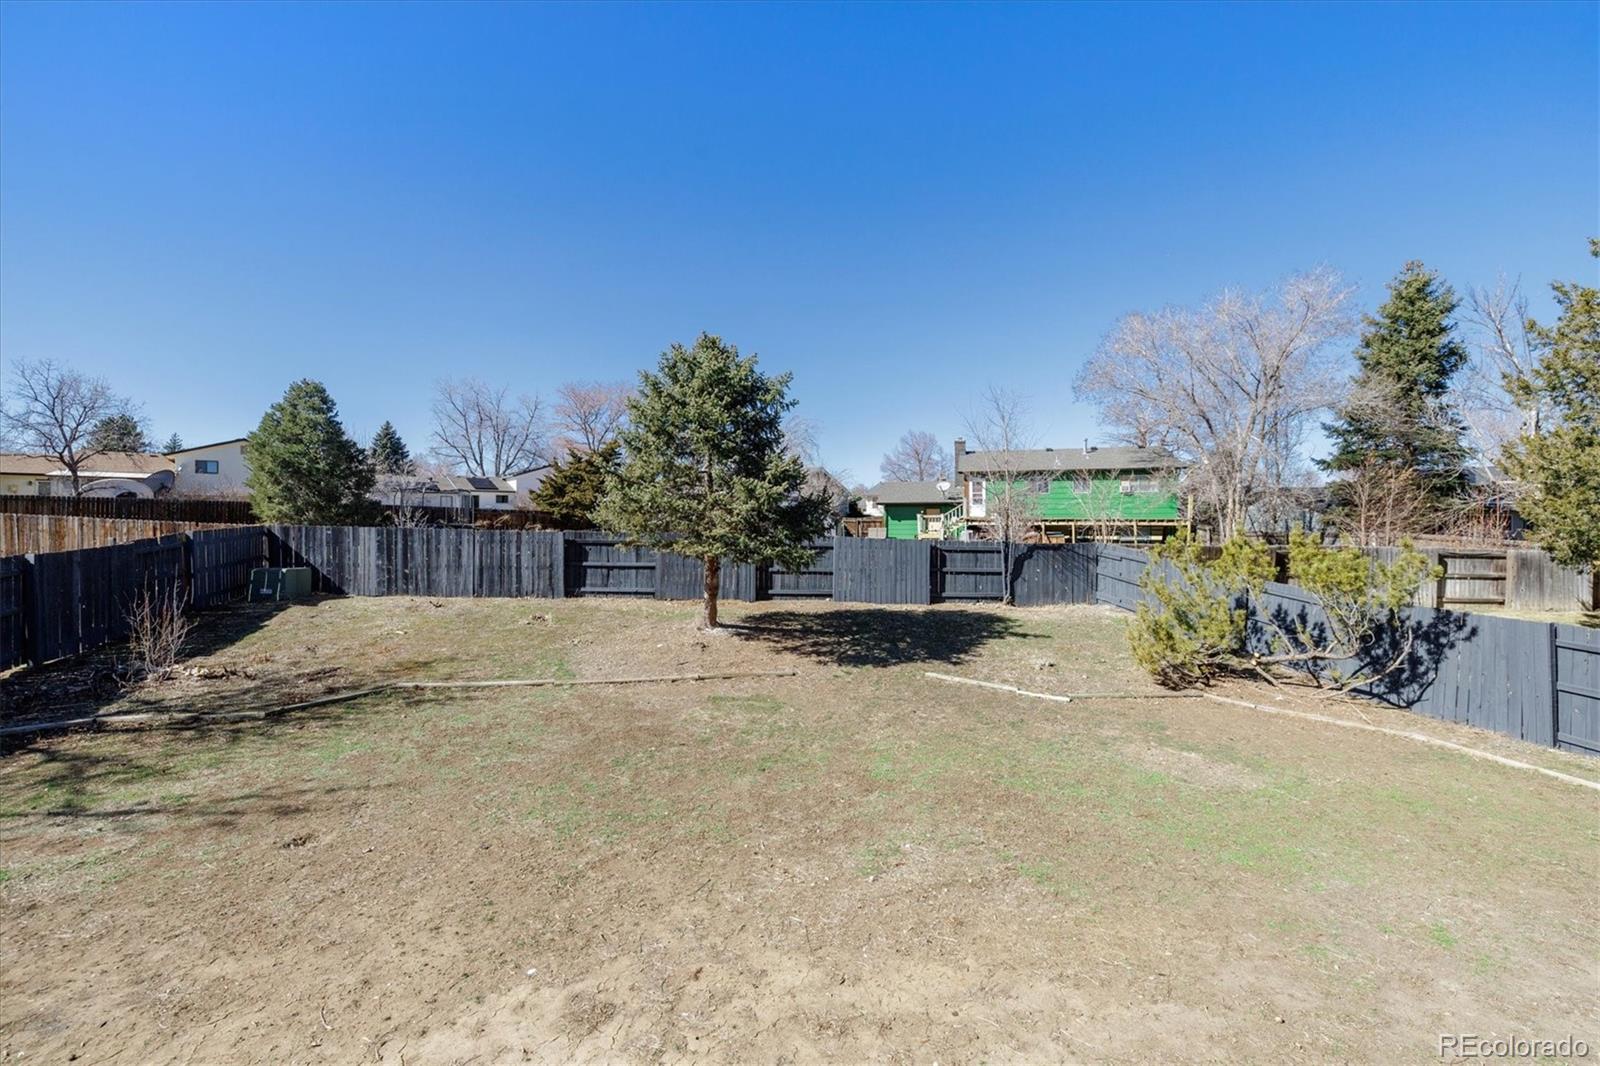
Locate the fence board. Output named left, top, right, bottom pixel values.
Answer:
left=1554, top=624, right=1600, bottom=755
left=1011, top=544, right=1098, bottom=606
left=0, top=556, right=24, bottom=670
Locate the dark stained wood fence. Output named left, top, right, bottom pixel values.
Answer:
left=270, top=525, right=563, bottom=598
left=0, top=528, right=269, bottom=670
left=833, top=538, right=933, bottom=605
left=1100, top=546, right=1600, bottom=757
left=937, top=542, right=1005, bottom=601
left=1011, top=544, right=1100, bottom=607
left=767, top=541, right=834, bottom=598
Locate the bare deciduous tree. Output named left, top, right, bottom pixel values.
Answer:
left=879, top=430, right=951, bottom=482
left=430, top=378, right=548, bottom=476
left=1460, top=278, right=1541, bottom=460
left=1332, top=459, right=1434, bottom=547
left=1076, top=269, right=1354, bottom=535
left=965, top=385, right=1041, bottom=602
left=2, top=359, right=138, bottom=495
left=553, top=381, right=631, bottom=456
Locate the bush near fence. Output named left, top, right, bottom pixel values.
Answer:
left=1097, top=545, right=1600, bottom=757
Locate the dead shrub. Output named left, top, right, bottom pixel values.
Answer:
left=125, top=582, right=192, bottom=684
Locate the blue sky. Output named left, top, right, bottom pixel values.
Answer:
left=1, top=1, right=1595, bottom=484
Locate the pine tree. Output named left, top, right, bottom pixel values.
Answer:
left=160, top=433, right=183, bottom=453
left=88, top=413, right=150, bottom=453
left=246, top=380, right=377, bottom=524
left=1501, top=240, right=1600, bottom=572
left=532, top=441, right=620, bottom=529
left=595, top=333, right=832, bottom=629
left=369, top=420, right=415, bottom=475
left=1323, top=261, right=1471, bottom=524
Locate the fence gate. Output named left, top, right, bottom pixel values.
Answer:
left=765, top=539, right=834, bottom=598
left=1554, top=623, right=1600, bottom=756
left=937, top=542, right=1005, bottom=601
left=563, top=533, right=656, bottom=597
left=1437, top=552, right=1508, bottom=608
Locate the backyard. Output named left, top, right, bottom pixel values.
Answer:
left=2, top=596, right=1597, bottom=1062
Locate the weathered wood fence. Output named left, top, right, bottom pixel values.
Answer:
left=0, top=494, right=257, bottom=523
left=0, top=527, right=269, bottom=670
left=0, top=514, right=235, bottom=556
left=1364, top=545, right=1593, bottom=612
left=1096, top=545, right=1600, bottom=757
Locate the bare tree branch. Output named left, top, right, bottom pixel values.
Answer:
left=430, top=378, right=548, bottom=476
left=879, top=429, right=951, bottom=481
left=2, top=359, right=138, bottom=495
left=1076, top=269, right=1353, bottom=535
left=553, top=381, right=631, bottom=456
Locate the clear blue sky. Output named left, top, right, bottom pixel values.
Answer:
left=2, top=1, right=1595, bottom=484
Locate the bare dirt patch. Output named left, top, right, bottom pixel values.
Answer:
left=3, top=596, right=1596, bottom=1063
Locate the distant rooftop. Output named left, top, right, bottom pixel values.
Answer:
left=865, top=479, right=960, bottom=505
left=955, top=445, right=1182, bottom=475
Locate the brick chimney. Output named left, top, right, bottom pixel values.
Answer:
left=953, top=438, right=966, bottom=464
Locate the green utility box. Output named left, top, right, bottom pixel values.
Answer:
left=249, top=566, right=314, bottom=602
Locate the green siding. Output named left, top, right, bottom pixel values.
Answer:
left=884, top=503, right=927, bottom=539
left=985, top=474, right=1180, bottom=521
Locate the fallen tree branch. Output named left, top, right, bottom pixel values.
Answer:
left=0, top=669, right=801, bottom=740
left=921, top=671, right=1600, bottom=794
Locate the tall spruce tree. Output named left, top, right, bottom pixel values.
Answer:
left=89, top=413, right=150, bottom=453
left=369, top=420, right=415, bottom=475
left=246, top=380, right=377, bottom=524
left=1501, top=240, right=1600, bottom=573
left=533, top=440, right=620, bottom=529
left=1323, top=262, right=1470, bottom=524
left=160, top=432, right=184, bottom=453
left=595, top=333, right=831, bottom=629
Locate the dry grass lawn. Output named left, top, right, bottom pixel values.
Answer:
left=2, top=595, right=1597, bottom=1063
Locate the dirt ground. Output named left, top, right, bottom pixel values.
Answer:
left=2, top=596, right=1597, bottom=1064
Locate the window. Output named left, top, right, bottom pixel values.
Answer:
left=194, top=459, right=219, bottom=475
left=1073, top=473, right=1091, bottom=494
left=1128, top=473, right=1161, bottom=494
left=1029, top=477, right=1050, bottom=495
left=970, top=479, right=986, bottom=508
left=495, top=494, right=509, bottom=504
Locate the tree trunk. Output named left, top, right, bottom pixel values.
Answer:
left=701, top=556, right=721, bottom=630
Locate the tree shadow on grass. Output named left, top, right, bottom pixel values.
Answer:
left=0, top=689, right=431, bottom=827
left=728, top=608, right=1036, bottom=668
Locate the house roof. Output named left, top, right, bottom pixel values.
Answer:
left=866, top=480, right=961, bottom=505
left=167, top=437, right=247, bottom=455
left=0, top=452, right=174, bottom=477
left=432, top=473, right=516, bottom=493
left=955, top=445, right=1182, bottom=475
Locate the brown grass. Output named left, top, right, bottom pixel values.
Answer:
left=2, top=596, right=1596, bottom=1062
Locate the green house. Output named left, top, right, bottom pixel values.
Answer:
left=863, top=480, right=963, bottom=540
left=950, top=440, right=1186, bottom=541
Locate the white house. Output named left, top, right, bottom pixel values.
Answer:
left=0, top=452, right=176, bottom=497
left=374, top=472, right=531, bottom=511
left=167, top=438, right=251, bottom=497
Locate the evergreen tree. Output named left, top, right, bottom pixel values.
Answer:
left=595, top=333, right=831, bottom=629
left=369, top=420, right=415, bottom=475
left=532, top=440, right=621, bottom=529
left=246, top=380, right=377, bottom=524
left=89, top=413, right=150, bottom=453
left=1323, top=261, right=1471, bottom=523
left=1501, top=241, right=1600, bottom=573
left=160, top=433, right=184, bottom=453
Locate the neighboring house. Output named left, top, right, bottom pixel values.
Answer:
left=941, top=438, right=1187, bottom=542
left=0, top=452, right=176, bottom=498
left=167, top=438, right=251, bottom=497
left=374, top=473, right=526, bottom=511
left=862, top=480, right=963, bottom=539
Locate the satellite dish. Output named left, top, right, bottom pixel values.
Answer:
left=936, top=480, right=951, bottom=493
